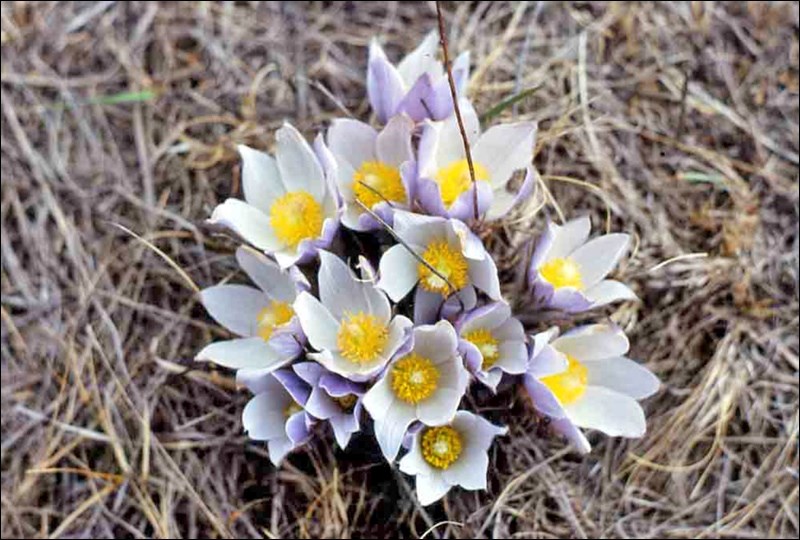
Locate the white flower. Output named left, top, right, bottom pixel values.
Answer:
left=293, top=250, right=412, bottom=382
left=524, top=325, right=661, bottom=453
left=209, top=123, right=338, bottom=269
left=528, top=216, right=637, bottom=312
left=317, top=114, right=416, bottom=231
left=238, top=369, right=314, bottom=466
left=399, top=411, right=506, bottom=505
left=417, top=103, right=537, bottom=222
left=377, top=211, right=501, bottom=324
left=455, top=302, right=528, bottom=391
left=362, top=321, right=470, bottom=462
left=195, top=246, right=306, bottom=373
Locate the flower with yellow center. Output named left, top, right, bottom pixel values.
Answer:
left=336, top=312, right=390, bottom=364
left=269, top=191, right=324, bottom=248
left=322, top=115, right=415, bottom=231
left=524, top=325, right=661, bottom=454
left=196, top=246, right=305, bottom=373
left=462, top=328, right=499, bottom=369
left=420, top=426, right=462, bottom=469
left=417, top=240, right=470, bottom=295
left=434, top=159, right=490, bottom=208
left=417, top=100, right=537, bottom=221
left=352, top=161, right=407, bottom=208
left=363, top=321, right=470, bottom=462
left=399, top=411, right=508, bottom=506
left=294, top=251, right=412, bottom=382
left=390, top=354, right=440, bottom=404
left=209, top=123, right=337, bottom=269
left=528, top=216, right=637, bottom=312
left=377, top=212, right=502, bottom=325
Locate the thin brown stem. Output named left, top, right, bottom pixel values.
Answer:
left=436, top=1, right=479, bottom=222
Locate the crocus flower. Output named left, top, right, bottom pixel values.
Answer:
left=527, top=216, right=637, bottom=312
left=416, top=104, right=537, bottom=222
left=292, top=361, right=365, bottom=450
left=377, top=211, right=501, bottom=324
left=294, top=250, right=412, bottom=381
left=455, top=302, right=527, bottom=391
left=209, top=123, right=338, bottom=269
left=367, top=31, right=470, bottom=123
left=363, top=320, right=470, bottom=462
left=195, top=246, right=306, bottom=373
left=524, top=325, right=660, bottom=453
left=238, top=368, right=315, bottom=466
left=317, top=114, right=416, bottom=231
left=399, top=410, right=506, bottom=505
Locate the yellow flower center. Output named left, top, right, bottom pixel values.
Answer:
left=421, top=426, right=463, bottom=469
left=256, top=300, right=295, bottom=341
left=284, top=401, right=303, bottom=418
left=462, top=328, right=500, bottom=369
left=352, top=160, right=407, bottom=208
left=539, top=257, right=584, bottom=290
left=269, top=191, right=324, bottom=248
left=434, top=159, right=490, bottom=207
left=336, top=312, right=389, bottom=364
left=539, top=355, right=588, bottom=405
left=417, top=240, right=469, bottom=295
left=333, top=394, right=358, bottom=411
left=390, top=354, right=440, bottom=404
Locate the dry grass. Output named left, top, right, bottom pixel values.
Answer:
left=1, top=1, right=798, bottom=538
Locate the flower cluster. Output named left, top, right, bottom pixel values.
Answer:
left=197, top=32, right=659, bottom=505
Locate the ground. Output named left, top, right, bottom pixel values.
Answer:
left=1, top=2, right=798, bottom=538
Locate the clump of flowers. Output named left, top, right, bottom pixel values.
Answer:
left=197, top=31, right=659, bottom=505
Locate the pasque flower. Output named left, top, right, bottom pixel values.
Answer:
left=528, top=216, right=637, bottom=312
left=294, top=250, right=412, bottom=381
left=368, top=31, right=470, bottom=123
left=399, top=410, right=506, bottom=505
left=195, top=246, right=306, bottom=374
left=363, top=321, right=470, bottom=462
left=209, top=123, right=338, bottom=269
left=377, top=211, right=501, bottom=324
left=524, top=325, right=660, bottom=453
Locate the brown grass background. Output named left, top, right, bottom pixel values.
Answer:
left=1, top=1, right=798, bottom=538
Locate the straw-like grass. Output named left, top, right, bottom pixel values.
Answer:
left=2, top=2, right=798, bottom=538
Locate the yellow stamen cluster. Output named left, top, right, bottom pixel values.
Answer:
left=462, top=327, right=500, bottom=369
left=336, top=312, right=389, bottom=364
left=418, top=240, right=469, bottom=295
left=434, top=159, right=489, bottom=207
left=539, top=257, right=583, bottom=290
left=256, top=300, right=295, bottom=341
left=269, top=190, right=324, bottom=248
left=421, top=426, right=463, bottom=469
left=390, top=354, right=440, bottom=404
left=352, top=160, right=407, bottom=208
left=333, top=394, right=358, bottom=411
left=540, top=355, right=588, bottom=405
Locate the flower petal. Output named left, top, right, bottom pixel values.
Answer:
left=411, top=320, right=459, bottom=365
left=195, top=337, right=297, bottom=371
left=413, top=287, right=443, bottom=325
left=267, top=437, right=294, bottom=466
left=473, top=122, right=536, bottom=188
left=396, top=31, right=441, bottom=86
left=551, top=417, right=591, bottom=454
left=584, top=279, right=638, bottom=307
left=545, top=216, right=591, bottom=261
left=487, top=164, right=537, bottom=220
left=318, top=250, right=391, bottom=322
left=435, top=104, right=480, bottom=165
left=416, top=472, right=451, bottom=506
left=364, top=377, right=416, bottom=461
left=524, top=376, right=567, bottom=419
left=570, top=233, right=631, bottom=288
left=376, top=114, right=415, bottom=167
left=327, top=118, right=377, bottom=171
left=209, top=199, right=284, bottom=252
left=367, top=39, right=405, bottom=123
left=566, top=386, right=647, bottom=438
left=238, top=144, right=285, bottom=213
left=552, top=325, right=630, bottom=361
left=584, top=357, right=660, bottom=400
left=377, top=244, right=420, bottom=302
left=293, top=291, right=340, bottom=351
left=467, top=253, right=502, bottom=300
left=275, top=123, right=325, bottom=199
left=243, top=392, right=290, bottom=440
left=200, top=284, right=268, bottom=337
left=235, top=246, right=296, bottom=302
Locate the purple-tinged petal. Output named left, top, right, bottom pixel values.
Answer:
left=439, top=286, right=477, bottom=321
left=367, top=40, right=405, bottom=124
left=460, top=339, right=483, bottom=373
left=292, top=361, right=325, bottom=386
left=416, top=177, right=449, bottom=217
left=487, top=164, right=537, bottom=220
left=413, top=287, right=444, bottom=325
left=273, top=369, right=311, bottom=406
left=549, top=287, right=594, bottom=313
left=285, top=410, right=312, bottom=445
left=551, top=417, right=591, bottom=454
left=397, top=74, right=435, bottom=122
left=448, top=181, right=493, bottom=222
left=528, top=341, right=567, bottom=378
left=524, top=375, right=567, bottom=419
left=305, top=386, right=340, bottom=420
